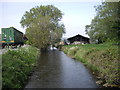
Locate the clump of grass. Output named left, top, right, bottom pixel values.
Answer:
left=62, top=46, right=79, bottom=58
left=2, top=46, right=39, bottom=88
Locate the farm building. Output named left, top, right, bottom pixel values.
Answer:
left=67, top=34, right=90, bottom=44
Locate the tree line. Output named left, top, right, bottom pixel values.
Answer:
left=20, top=2, right=120, bottom=48
left=85, top=2, right=120, bottom=44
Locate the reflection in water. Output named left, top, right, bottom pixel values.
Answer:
left=25, top=50, right=98, bottom=88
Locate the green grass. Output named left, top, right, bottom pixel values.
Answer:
left=62, top=44, right=119, bottom=87
left=2, top=46, right=39, bottom=88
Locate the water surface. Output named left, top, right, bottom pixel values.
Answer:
left=25, top=50, right=98, bottom=88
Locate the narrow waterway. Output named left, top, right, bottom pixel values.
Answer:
left=25, top=50, right=98, bottom=88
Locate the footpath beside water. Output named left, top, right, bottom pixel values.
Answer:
left=25, top=50, right=99, bottom=88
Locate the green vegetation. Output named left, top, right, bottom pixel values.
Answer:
left=62, top=44, right=119, bottom=87
left=2, top=46, right=39, bottom=88
left=83, top=2, right=120, bottom=87
left=85, top=2, right=120, bottom=44
left=20, top=5, right=65, bottom=49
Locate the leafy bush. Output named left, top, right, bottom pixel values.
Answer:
left=2, top=46, right=39, bottom=88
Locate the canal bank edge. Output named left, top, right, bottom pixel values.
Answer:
left=61, top=44, right=119, bottom=88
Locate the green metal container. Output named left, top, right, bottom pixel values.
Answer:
left=1, top=27, right=23, bottom=46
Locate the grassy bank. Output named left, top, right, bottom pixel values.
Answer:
left=2, top=46, right=39, bottom=88
left=62, top=44, right=119, bottom=88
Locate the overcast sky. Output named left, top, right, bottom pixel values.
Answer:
left=0, top=0, right=102, bottom=38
